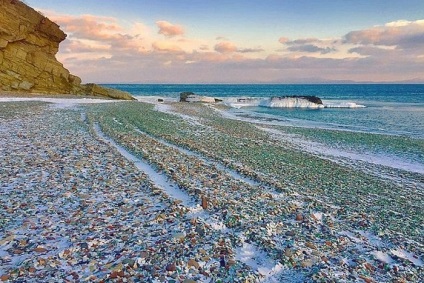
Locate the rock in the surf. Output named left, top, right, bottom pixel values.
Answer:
left=180, top=92, right=216, bottom=103
left=265, top=96, right=324, bottom=108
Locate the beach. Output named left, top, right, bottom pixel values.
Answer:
left=0, top=96, right=423, bottom=282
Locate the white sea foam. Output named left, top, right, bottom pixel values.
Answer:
left=223, top=97, right=365, bottom=109
left=263, top=97, right=324, bottom=108
left=225, top=97, right=323, bottom=109
left=152, top=101, right=205, bottom=127
left=259, top=126, right=424, bottom=175
left=323, top=102, right=366, bottom=108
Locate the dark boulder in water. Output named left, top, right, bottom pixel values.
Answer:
left=179, top=92, right=216, bottom=103
left=180, top=92, right=195, bottom=102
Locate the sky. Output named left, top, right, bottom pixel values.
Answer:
left=26, top=0, right=424, bottom=83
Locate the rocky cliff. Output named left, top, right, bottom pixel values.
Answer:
left=0, top=0, right=134, bottom=100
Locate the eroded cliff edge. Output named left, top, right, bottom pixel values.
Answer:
left=0, top=0, right=134, bottom=100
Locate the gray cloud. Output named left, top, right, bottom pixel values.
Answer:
left=287, top=44, right=336, bottom=54
left=280, top=37, right=336, bottom=54
left=285, top=38, right=322, bottom=45
left=237, top=48, right=265, bottom=53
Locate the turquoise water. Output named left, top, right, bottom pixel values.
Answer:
left=104, top=84, right=424, bottom=174
left=104, top=84, right=423, bottom=103
left=104, top=84, right=424, bottom=138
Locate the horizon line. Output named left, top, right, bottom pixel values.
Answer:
left=97, top=82, right=424, bottom=85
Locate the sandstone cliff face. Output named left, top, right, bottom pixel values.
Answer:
left=0, top=0, right=134, bottom=100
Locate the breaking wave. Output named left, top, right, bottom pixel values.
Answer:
left=224, top=97, right=365, bottom=109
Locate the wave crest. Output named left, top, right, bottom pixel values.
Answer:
left=224, top=96, right=365, bottom=109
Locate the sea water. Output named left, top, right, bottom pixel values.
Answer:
left=104, top=84, right=424, bottom=175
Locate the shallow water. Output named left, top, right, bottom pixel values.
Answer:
left=105, top=84, right=424, bottom=175
left=106, top=84, right=424, bottom=137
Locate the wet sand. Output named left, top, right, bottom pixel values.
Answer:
left=0, top=98, right=423, bottom=282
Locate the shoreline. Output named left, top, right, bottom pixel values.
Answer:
left=0, top=96, right=423, bottom=282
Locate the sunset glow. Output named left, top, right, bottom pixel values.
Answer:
left=26, top=0, right=424, bottom=83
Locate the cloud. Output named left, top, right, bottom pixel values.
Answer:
left=214, top=41, right=238, bottom=53
left=47, top=12, right=153, bottom=54
left=39, top=9, right=424, bottom=83
left=188, top=51, right=229, bottom=63
left=344, top=19, right=424, bottom=48
left=60, top=38, right=110, bottom=53
left=278, top=37, right=289, bottom=44
left=156, top=21, right=184, bottom=37
left=287, top=44, right=336, bottom=54
left=238, top=48, right=265, bottom=53
left=279, top=38, right=337, bottom=55
left=199, top=44, right=209, bottom=51
left=152, top=41, right=183, bottom=53
left=50, top=14, right=126, bottom=41
left=284, top=38, right=322, bottom=45
left=214, top=41, right=264, bottom=54
left=348, top=46, right=394, bottom=56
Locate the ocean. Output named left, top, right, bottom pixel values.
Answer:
left=104, top=84, right=424, bottom=175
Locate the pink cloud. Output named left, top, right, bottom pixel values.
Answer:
left=156, top=21, right=184, bottom=37
left=152, top=41, right=183, bottom=53
left=214, top=41, right=262, bottom=54
left=199, top=45, right=209, bottom=51
left=39, top=10, right=424, bottom=83
left=42, top=11, right=155, bottom=57
left=60, top=39, right=110, bottom=53
left=214, top=41, right=238, bottom=53
left=344, top=20, right=424, bottom=48
left=51, top=14, right=125, bottom=41
left=278, top=37, right=289, bottom=44
left=189, top=51, right=228, bottom=62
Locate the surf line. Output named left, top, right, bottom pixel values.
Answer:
left=92, top=122, right=283, bottom=281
